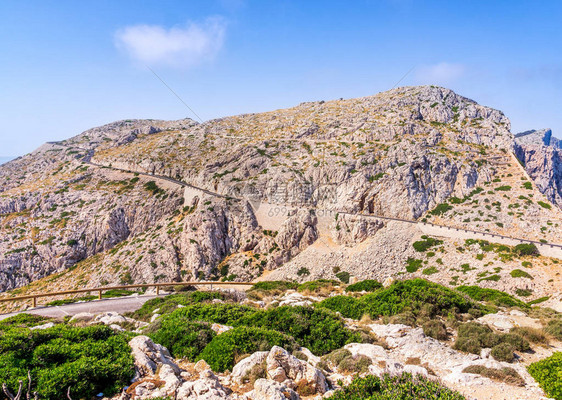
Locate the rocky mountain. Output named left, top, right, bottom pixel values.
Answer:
left=1, top=86, right=562, bottom=309
left=515, top=128, right=562, bottom=208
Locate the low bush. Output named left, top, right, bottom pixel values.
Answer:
left=130, top=291, right=226, bottom=321
left=405, top=258, right=423, bottom=273
left=329, top=373, right=466, bottom=400
left=453, top=322, right=529, bottom=362
left=545, top=319, right=562, bottom=340
left=317, top=296, right=366, bottom=320
left=462, top=365, right=524, bottom=386
left=0, top=324, right=134, bottom=400
left=297, top=279, right=339, bottom=295
left=510, top=269, right=533, bottom=279
left=242, top=306, right=360, bottom=355
left=361, top=279, right=478, bottom=320
left=528, top=296, right=549, bottom=305
left=422, top=320, right=448, bottom=340
left=0, top=313, right=48, bottom=328
left=336, top=271, right=351, bottom=284
left=345, top=279, right=382, bottom=292
left=528, top=352, right=562, bottom=400
left=510, top=327, right=549, bottom=345
left=430, top=203, right=453, bottom=216
left=247, top=281, right=299, bottom=300
left=161, top=303, right=255, bottom=326
left=456, top=286, right=527, bottom=309
left=338, top=354, right=372, bottom=374
left=197, top=327, right=297, bottom=372
left=248, top=281, right=298, bottom=292
left=514, top=243, right=539, bottom=256
left=163, top=303, right=358, bottom=356
left=490, top=342, right=515, bottom=362
left=148, top=318, right=215, bottom=360
left=412, top=237, right=443, bottom=252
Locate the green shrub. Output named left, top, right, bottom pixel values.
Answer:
left=456, top=286, right=528, bottom=308
left=0, top=313, right=48, bottom=328
left=361, top=279, right=478, bottom=320
left=249, top=281, right=298, bottom=292
left=528, top=352, right=562, bottom=400
left=422, top=320, right=447, bottom=340
left=297, top=279, right=339, bottom=294
left=241, top=306, right=359, bottom=355
left=0, top=324, right=134, bottom=400
left=545, top=319, right=562, bottom=340
left=527, top=296, right=549, bottom=305
left=514, top=243, right=539, bottom=256
left=412, top=237, right=443, bottom=252
left=197, top=327, right=297, bottom=372
left=130, top=291, right=224, bottom=321
left=510, top=269, right=533, bottom=279
left=345, top=280, right=382, bottom=292
left=317, top=296, right=366, bottom=320
left=537, top=201, right=552, bottom=210
left=515, top=288, right=532, bottom=297
left=247, top=281, right=299, bottom=300
left=329, top=373, right=466, bottom=400
left=163, top=303, right=358, bottom=356
left=453, top=322, right=529, bottom=361
left=161, top=303, right=255, bottom=326
left=495, top=185, right=512, bottom=191
left=422, top=266, right=438, bottom=275
left=336, top=271, right=351, bottom=284
left=510, top=327, right=549, bottom=345
left=148, top=318, right=215, bottom=360
left=338, top=354, right=372, bottom=374
left=491, top=343, right=514, bottom=362
left=430, top=203, right=453, bottom=216
left=405, top=258, right=423, bottom=273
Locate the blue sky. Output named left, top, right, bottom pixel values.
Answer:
left=1, top=0, right=561, bottom=157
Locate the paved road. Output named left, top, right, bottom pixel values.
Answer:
left=0, top=294, right=161, bottom=321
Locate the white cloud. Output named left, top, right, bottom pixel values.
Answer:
left=415, top=62, right=466, bottom=85
left=115, top=17, right=226, bottom=69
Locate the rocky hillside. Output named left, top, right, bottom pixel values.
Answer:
left=1, top=86, right=561, bottom=307
left=515, top=128, right=562, bottom=207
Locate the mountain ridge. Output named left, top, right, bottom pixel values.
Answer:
left=1, top=85, right=561, bottom=313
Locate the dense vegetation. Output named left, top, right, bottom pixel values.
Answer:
left=456, top=286, right=528, bottom=309
left=146, top=302, right=361, bottom=370
left=329, top=373, right=466, bottom=400
left=317, top=296, right=366, bottom=319
left=453, top=322, right=530, bottom=362
left=197, top=327, right=297, bottom=372
left=361, top=279, right=478, bottom=320
left=345, top=279, right=383, bottom=292
left=0, top=315, right=134, bottom=400
left=130, top=290, right=225, bottom=320
left=528, top=352, right=562, bottom=400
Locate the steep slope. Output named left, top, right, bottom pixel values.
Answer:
left=515, top=128, right=562, bottom=207
left=1, top=86, right=561, bottom=304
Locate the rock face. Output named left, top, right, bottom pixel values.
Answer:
left=8, top=84, right=562, bottom=294
left=515, top=128, right=562, bottom=206
left=266, top=346, right=328, bottom=394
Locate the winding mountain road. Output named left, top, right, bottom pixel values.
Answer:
left=49, top=140, right=562, bottom=252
